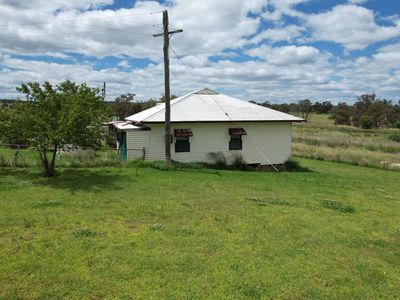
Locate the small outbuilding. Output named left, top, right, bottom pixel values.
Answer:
left=117, top=88, right=303, bottom=166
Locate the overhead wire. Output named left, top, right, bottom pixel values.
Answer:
left=1, top=1, right=163, bottom=27
left=169, top=46, right=204, bottom=86
left=0, top=19, right=162, bottom=28
left=0, top=25, right=155, bottom=41
left=39, top=0, right=163, bottom=16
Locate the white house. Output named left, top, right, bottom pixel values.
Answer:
left=116, top=88, right=303, bottom=165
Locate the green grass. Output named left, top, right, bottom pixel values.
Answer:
left=1, top=158, right=400, bottom=298
left=293, top=116, right=400, bottom=169
left=308, top=113, right=334, bottom=124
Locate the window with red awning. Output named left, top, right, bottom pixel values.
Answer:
left=229, top=128, right=246, bottom=135
left=174, top=129, right=193, bottom=137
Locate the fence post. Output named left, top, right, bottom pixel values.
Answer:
left=12, top=145, right=20, bottom=168
left=141, top=147, right=146, bottom=160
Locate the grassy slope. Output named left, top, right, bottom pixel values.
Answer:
left=1, top=159, right=399, bottom=299
left=293, top=114, right=400, bottom=169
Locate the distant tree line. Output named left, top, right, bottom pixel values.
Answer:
left=252, top=94, right=400, bottom=129
left=331, top=94, right=400, bottom=129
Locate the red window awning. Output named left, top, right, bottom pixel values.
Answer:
left=229, top=128, right=247, bottom=135
left=174, top=129, right=193, bottom=137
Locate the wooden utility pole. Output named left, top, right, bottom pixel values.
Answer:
left=153, top=10, right=182, bottom=164
left=101, top=82, right=106, bottom=100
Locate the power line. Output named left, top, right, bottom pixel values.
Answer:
left=169, top=46, right=204, bottom=86
left=0, top=25, right=154, bottom=41
left=0, top=18, right=162, bottom=28
left=1, top=2, right=163, bottom=27
left=40, top=0, right=163, bottom=15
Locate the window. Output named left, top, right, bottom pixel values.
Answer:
left=229, top=128, right=246, bottom=150
left=175, top=136, right=190, bottom=152
left=174, top=129, right=192, bottom=153
left=229, top=135, right=242, bottom=150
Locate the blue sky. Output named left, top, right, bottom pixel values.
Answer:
left=0, top=0, right=399, bottom=103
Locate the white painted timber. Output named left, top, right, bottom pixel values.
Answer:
left=126, top=122, right=292, bottom=165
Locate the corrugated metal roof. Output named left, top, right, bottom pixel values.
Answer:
left=126, top=88, right=304, bottom=123
left=108, top=121, right=143, bottom=130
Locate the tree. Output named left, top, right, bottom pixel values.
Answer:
left=298, top=99, right=312, bottom=121
left=112, top=93, right=136, bottom=120
left=331, top=102, right=352, bottom=125
left=352, top=94, right=391, bottom=128
left=313, top=101, right=333, bottom=114
left=12, top=81, right=112, bottom=177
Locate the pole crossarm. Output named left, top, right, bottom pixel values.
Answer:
left=153, top=29, right=183, bottom=37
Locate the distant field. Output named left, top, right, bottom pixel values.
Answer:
left=1, top=158, right=400, bottom=298
left=307, top=113, right=334, bottom=124
left=293, top=114, right=400, bottom=169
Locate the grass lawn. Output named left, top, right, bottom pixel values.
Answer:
left=1, top=158, right=400, bottom=298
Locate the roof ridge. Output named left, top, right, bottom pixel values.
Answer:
left=141, top=88, right=206, bottom=122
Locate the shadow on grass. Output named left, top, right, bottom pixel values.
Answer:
left=129, top=159, right=313, bottom=174
left=0, top=167, right=125, bottom=194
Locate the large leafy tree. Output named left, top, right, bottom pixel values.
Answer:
left=12, top=81, right=112, bottom=176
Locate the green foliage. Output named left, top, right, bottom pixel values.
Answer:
left=360, top=115, right=374, bottom=129
left=352, top=94, right=398, bottom=129
left=313, top=101, right=333, bottom=114
left=395, top=121, right=400, bottom=129
left=388, top=132, right=400, bottom=143
left=207, top=151, right=228, bottom=169
left=230, top=154, right=248, bottom=170
left=320, top=200, right=356, bottom=213
left=111, top=93, right=159, bottom=120
left=11, top=81, right=112, bottom=176
left=331, top=102, right=352, bottom=125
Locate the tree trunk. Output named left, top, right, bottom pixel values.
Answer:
left=39, top=146, right=57, bottom=177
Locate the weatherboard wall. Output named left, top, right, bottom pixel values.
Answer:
left=126, top=122, right=292, bottom=165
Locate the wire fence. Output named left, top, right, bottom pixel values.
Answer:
left=0, top=144, right=145, bottom=168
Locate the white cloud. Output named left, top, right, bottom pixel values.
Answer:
left=0, top=0, right=399, bottom=103
left=0, top=0, right=261, bottom=59
left=246, top=45, right=321, bottom=65
left=250, top=25, right=305, bottom=43
left=306, top=4, right=400, bottom=50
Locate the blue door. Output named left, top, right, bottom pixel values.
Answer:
left=120, top=132, right=127, bottom=161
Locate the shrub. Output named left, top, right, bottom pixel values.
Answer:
left=230, top=154, right=248, bottom=170
left=360, top=115, right=374, bottom=129
left=207, top=152, right=227, bottom=169
left=388, top=132, right=400, bottom=143
left=395, top=121, right=400, bottom=129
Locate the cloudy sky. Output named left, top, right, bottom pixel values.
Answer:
left=0, top=0, right=400, bottom=103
